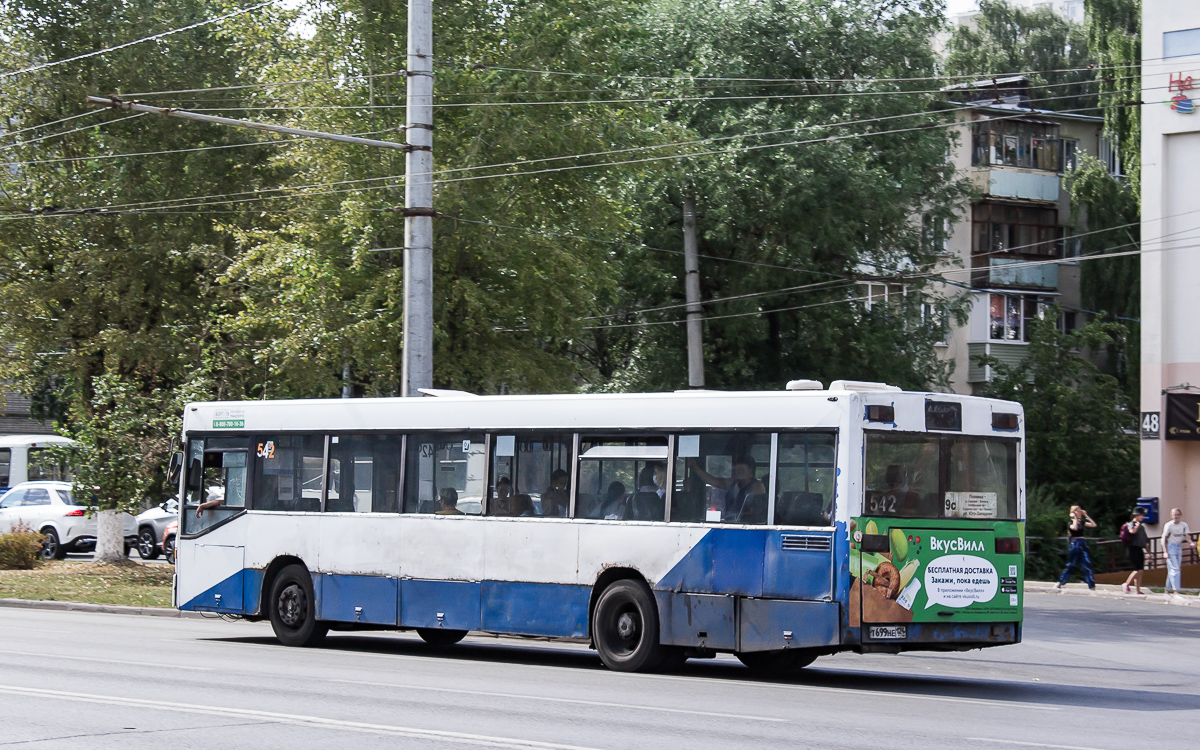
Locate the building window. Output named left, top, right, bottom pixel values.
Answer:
left=989, top=293, right=1053, bottom=342
left=1062, top=139, right=1079, bottom=172
left=972, top=203, right=1060, bottom=257
left=1099, top=135, right=1123, bottom=178
left=859, top=282, right=906, bottom=311
left=972, top=120, right=1062, bottom=171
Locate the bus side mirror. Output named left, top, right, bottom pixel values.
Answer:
left=167, top=452, right=183, bottom=486
left=186, top=458, right=203, bottom=492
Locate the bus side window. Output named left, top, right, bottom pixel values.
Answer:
left=404, top=433, right=486, bottom=515
left=326, top=434, right=402, bottom=513
left=487, top=433, right=571, bottom=517
left=0, top=448, right=9, bottom=489
left=773, top=433, right=836, bottom=526
left=252, top=434, right=324, bottom=513
left=672, top=432, right=771, bottom=525
left=574, top=436, right=668, bottom=522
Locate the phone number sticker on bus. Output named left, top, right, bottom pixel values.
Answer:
left=212, top=419, right=244, bottom=429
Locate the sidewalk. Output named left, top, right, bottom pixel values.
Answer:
left=1026, top=580, right=1199, bottom=606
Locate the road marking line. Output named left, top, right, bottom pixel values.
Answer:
left=968, top=738, right=1113, bottom=750
left=329, top=678, right=786, bottom=722
left=0, top=685, right=606, bottom=750
left=0, top=649, right=212, bottom=672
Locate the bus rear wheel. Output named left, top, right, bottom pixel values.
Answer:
left=593, top=580, right=665, bottom=672
left=269, top=564, right=328, bottom=647
left=736, top=649, right=818, bottom=674
left=417, top=628, right=468, bottom=647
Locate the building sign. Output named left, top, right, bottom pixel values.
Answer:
left=1141, top=412, right=1161, bottom=440
left=1165, top=394, right=1200, bottom=440
left=1170, top=73, right=1195, bottom=114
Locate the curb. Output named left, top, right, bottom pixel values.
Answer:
left=1025, top=582, right=1198, bottom=606
left=0, top=598, right=205, bottom=619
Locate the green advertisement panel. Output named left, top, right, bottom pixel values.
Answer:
left=851, top=517, right=1024, bottom=624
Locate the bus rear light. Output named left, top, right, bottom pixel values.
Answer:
left=64, top=509, right=85, bottom=517
left=865, top=405, right=894, bottom=423
left=993, top=413, right=1019, bottom=431
left=995, top=537, right=1020, bottom=555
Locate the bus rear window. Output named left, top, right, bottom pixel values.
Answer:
left=864, top=432, right=1018, bottom=520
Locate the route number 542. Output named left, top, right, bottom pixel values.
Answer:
left=256, top=441, right=276, bottom=459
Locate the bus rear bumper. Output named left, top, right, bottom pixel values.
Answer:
left=857, top=621, right=1020, bottom=653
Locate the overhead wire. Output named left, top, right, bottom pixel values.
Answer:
left=0, top=110, right=105, bottom=141
left=0, top=0, right=283, bottom=80
left=0, top=112, right=146, bottom=151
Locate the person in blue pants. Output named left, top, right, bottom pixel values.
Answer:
left=1055, top=505, right=1097, bottom=590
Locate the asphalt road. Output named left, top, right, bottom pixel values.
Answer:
left=1, top=594, right=1197, bottom=749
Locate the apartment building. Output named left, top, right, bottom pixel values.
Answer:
left=931, top=76, right=1111, bottom=394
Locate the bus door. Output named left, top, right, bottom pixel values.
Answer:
left=179, top=436, right=249, bottom=613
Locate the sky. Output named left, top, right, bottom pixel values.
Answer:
left=946, top=0, right=981, bottom=15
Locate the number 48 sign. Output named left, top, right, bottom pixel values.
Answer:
left=1141, top=412, right=1161, bottom=440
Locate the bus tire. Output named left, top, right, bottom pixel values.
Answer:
left=592, top=579, right=664, bottom=672
left=736, top=649, right=818, bottom=674
left=269, top=564, right=328, bottom=647
left=417, top=628, right=468, bottom=647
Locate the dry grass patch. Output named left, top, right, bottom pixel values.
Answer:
left=0, top=560, right=173, bottom=608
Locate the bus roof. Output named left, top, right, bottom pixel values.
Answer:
left=183, top=388, right=1023, bottom=437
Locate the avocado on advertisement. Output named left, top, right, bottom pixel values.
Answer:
left=850, top=517, right=1023, bottom=624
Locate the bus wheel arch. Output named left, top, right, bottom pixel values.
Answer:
left=589, top=570, right=668, bottom=672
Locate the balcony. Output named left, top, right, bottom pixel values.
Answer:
left=987, top=170, right=1059, bottom=202
left=977, top=257, right=1059, bottom=290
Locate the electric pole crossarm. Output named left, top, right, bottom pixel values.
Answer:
left=86, top=95, right=412, bottom=151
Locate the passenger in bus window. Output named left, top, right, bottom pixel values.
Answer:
left=542, top=469, right=570, bottom=517
left=600, top=481, right=628, bottom=520
left=687, top=455, right=766, bottom=522
left=512, top=493, right=535, bottom=517
left=435, top=487, right=463, bottom=515
left=493, top=476, right=513, bottom=516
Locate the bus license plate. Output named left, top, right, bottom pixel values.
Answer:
left=868, top=625, right=907, bottom=640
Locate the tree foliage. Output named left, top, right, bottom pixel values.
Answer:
left=976, top=308, right=1138, bottom=531
left=944, top=0, right=1096, bottom=112
left=1084, top=0, right=1140, bottom=179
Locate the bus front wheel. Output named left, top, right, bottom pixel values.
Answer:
left=593, top=580, right=665, bottom=672
left=269, top=565, right=328, bottom=647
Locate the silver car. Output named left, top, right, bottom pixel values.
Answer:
left=134, top=499, right=179, bottom=559
left=0, top=481, right=137, bottom=560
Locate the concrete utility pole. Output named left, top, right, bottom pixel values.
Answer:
left=402, top=0, right=435, bottom=397
left=682, top=195, right=705, bottom=389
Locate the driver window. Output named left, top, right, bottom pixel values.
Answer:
left=184, top=437, right=249, bottom=534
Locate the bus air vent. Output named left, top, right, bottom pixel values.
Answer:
left=781, top=534, right=832, bottom=551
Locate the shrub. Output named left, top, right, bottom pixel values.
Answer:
left=0, top=522, right=45, bottom=570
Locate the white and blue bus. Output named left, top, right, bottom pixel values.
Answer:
left=173, top=381, right=1026, bottom=672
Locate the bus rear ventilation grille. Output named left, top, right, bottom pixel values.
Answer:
left=781, top=534, right=832, bottom=552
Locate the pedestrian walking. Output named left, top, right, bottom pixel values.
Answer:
left=1121, top=508, right=1150, bottom=594
left=1161, top=508, right=1195, bottom=596
left=1054, top=505, right=1097, bottom=591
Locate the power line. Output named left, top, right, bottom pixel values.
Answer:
left=0, top=112, right=145, bottom=151
left=0, top=0, right=283, bottom=80
left=0, top=110, right=104, bottom=141
left=2, top=127, right=400, bottom=167
left=118, top=71, right=404, bottom=98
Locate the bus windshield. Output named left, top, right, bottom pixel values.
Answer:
left=864, top=432, right=1018, bottom=520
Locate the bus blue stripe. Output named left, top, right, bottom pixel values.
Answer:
left=481, top=581, right=589, bottom=638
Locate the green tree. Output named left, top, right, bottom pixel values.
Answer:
left=1084, top=0, right=1140, bottom=179
left=0, top=0, right=295, bottom=555
left=1066, top=154, right=1140, bottom=404
left=976, top=308, right=1138, bottom=535
left=585, top=0, right=970, bottom=392
left=944, top=0, right=1096, bottom=112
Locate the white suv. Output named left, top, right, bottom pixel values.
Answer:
left=0, top=481, right=137, bottom=560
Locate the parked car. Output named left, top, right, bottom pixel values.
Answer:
left=134, top=499, right=179, bottom=560
left=0, top=481, right=137, bottom=560
left=162, top=520, right=178, bottom=564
